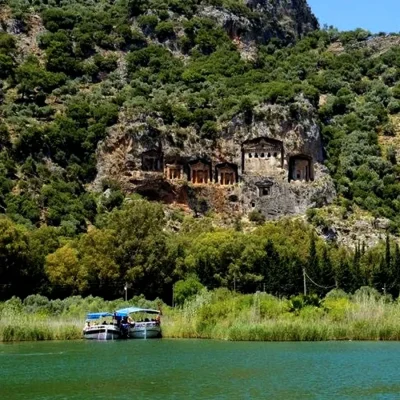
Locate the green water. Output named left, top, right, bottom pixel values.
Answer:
left=1, top=340, right=400, bottom=399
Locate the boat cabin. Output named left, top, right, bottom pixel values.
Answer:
left=115, top=307, right=162, bottom=339
left=83, top=312, right=122, bottom=340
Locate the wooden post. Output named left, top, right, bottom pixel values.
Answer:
left=303, top=268, right=307, bottom=296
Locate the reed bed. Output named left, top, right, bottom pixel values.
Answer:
left=162, top=288, right=400, bottom=341
left=3, top=288, right=400, bottom=342
left=0, top=315, right=82, bottom=342
left=0, top=294, right=162, bottom=342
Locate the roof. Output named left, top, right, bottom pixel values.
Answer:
left=115, top=307, right=160, bottom=317
left=86, top=312, right=113, bottom=320
left=255, top=179, right=274, bottom=188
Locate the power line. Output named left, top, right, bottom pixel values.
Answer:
left=304, top=269, right=336, bottom=291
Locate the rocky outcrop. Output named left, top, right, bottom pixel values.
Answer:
left=94, top=96, right=336, bottom=219
left=0, top=8, right=45, bottom=61
left=316, top=211, right=391, bottom=250
left=200, top=0, right=318, bottom=45
left=328, top=35, right=400, bottom=58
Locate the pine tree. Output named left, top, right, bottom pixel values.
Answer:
left=377, top=235, right=394, bottom=295
left=373, top=257, right=388, bottom=294
left=264, top=240, right=284, bottom=296
left=306, top=233, right=320, bottom=295
left=385, top=234, right=391, bottom=274
left=262, top=240, right=274, bottom=293
left=361, top=241, right=366, bottom=256
left=319, top=246, right=335, bottom=295
left=335, top=255, right=354, bottom=293
left=308, top=233, right=319, bottom=275
left=352, top=243, right=362, bottom=288
left=392, top=243, right=400, bottom=297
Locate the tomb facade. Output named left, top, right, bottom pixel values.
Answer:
left=289, top=155, right=313, bottom=182
left=165, top=164, right=184, bottom=181
left=189, top=161, right=211, bottom=184
left=255, top=180, right=274, bottom=197
left=242, top=138, right=283, bottom=174
left=216, top=163, right=237, bottom=185
left=141, top=150, right=163, bottom=172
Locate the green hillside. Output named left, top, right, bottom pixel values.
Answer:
left=1, top=0, right=400, bottom=301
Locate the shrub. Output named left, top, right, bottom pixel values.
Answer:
left=249, top=210, right=266, bottom=225
left=174, top=277, right=204, bottom=306
left=155, top=21, right=175, bottom=41
left=138, top=15, right=159, bottom=33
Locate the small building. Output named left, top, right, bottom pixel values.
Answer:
left=189, top=160, right=212, bottom=184
left=141, top=150, right=163, bottom=172
left=289, top=155, right=313, bottom=182
left=215, top=163, right=237, bottom=185
left=255, top=179, right=274, bottom=197
left=165, top=164, right=184, bottom=181
left=242, top=138, right=284, bottom=174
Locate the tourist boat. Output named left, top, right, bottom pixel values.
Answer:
left=83, top=312, right=121, bottom=340
left=116, top=307, right=162, bottom=339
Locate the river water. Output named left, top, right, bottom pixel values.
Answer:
left=1, top=340, right=400, bottom=399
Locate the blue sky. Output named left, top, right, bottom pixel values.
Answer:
left=307, top=0, right=400, bottom=33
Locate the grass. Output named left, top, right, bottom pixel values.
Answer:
left=3, top=288, right=400, bottom=342
left=161, top=287, right=400, bottom=341
left=0, top=315, right=82, bottom=342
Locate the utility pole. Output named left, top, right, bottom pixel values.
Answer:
left=303, top=268, right=307, bottom=296
left=124, top=282, right=128, bottom=302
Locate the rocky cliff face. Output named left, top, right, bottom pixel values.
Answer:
left=1, top=0, right=330, bottom=221
left=95, top=95, right=335, bottom=219
left=89, top=1, right=327, bottom=219
left=200, top=0, right=318, bottom=44
left=245, top=0, right=318, bottom=40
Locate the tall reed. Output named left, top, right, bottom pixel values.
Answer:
left=162, top=288, right=400, bottom=341
left=3, top=288, right=400, bottom=342
left=0, top=294, right=163, bottom=342
left=0, top=315, right=82, bottom=342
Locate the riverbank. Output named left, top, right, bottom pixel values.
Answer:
left=163, top=288, right=400, bottom=341
left=0, top=294, right=161, bottom=342
left=2, top=288, right=400, bottom=342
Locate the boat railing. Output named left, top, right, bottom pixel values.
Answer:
left=84, top=323, right=117, bottom=330
left=132, top=321, right=160, bottom=328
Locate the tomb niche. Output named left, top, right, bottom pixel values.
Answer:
left=165, top=164, right=183, bottom=181
left=141, top=150, right=163, bottom=172
left=242, top=138, right=283, bottom=174
left=216, top=163, right=237, bottom=185
left=189, top=161, right=211, bottom=184
left=289, top=155, right=313, bottom=182
left=255, top=180, right=273, bottom=197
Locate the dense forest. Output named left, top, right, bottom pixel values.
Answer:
left=1, top=0, right=400, bottom=301
left=2, top=197, right=400, bottom=302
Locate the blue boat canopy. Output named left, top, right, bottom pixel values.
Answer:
left=86, top=312, right=113, bottom=320
left=115, top=307, right=160, bottom=317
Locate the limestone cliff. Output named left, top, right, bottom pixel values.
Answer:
left=95, top=95, right=335, bottom=219
left=0, top=0, right=334, bottom=224
left=199, top=0, right=318, bottom=44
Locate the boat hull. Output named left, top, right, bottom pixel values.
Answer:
left=83, top=325, right=121, bottom=340
left=129, top=324, right=161, bottom=339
